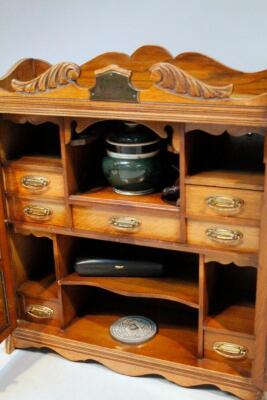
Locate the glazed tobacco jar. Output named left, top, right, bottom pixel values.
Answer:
left=102, top=122, right=162, bottom=195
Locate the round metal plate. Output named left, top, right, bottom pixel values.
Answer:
left=110, top=315, right=157, bottom=344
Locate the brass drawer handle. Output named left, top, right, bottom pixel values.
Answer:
left=21, top=175, right=50, bottom=192
left=205, top=196, right=244, bottom=215
left=109, top=216, right=141, bottom=232
left=213, top=342, right=248, bottom=360
left=206, top=227, right=243, bottom=246
left=24, top=205, right=53, bottom=221
left=26, top=304, right=54, bottom=319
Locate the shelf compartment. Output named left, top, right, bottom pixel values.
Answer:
left=203, top=262, right=256, bottom=336
left=59, top=273, right=199, bottom=309
left=205, top=304, right=255, bottom=336
left=61, top=286, right=199, bottom=363
left=0, top=119, right=61, bottom=162
left=18, top=274, right=58, bottom=301
left=69, top=186, right=179, bottom=212
left=185, top=130, right=264, bottom=191
left=66, top=120, right=179, bottom=208
left=56, top=236, right=199, bottom=306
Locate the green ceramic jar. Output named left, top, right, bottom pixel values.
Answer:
left=102, top=123, right=162, bottom=195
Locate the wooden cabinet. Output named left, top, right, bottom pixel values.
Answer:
left=0, top=46, right=266, bottom=400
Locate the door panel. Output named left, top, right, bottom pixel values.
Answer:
left=0, top=170, right=17, bottom=343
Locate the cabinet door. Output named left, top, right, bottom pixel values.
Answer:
left=0, top=174, right=17, bottom=342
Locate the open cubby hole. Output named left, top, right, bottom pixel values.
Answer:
left=60, top=285, right=199, bottom=363
left=0, top=119, right=61, bottom=163
left=204, top=262, right=256, bottom=335
left=67, top=120, right=179, bottom=206
left=56, top=236, right=200, bottom=308
left=10, top=232, right=57, bottom=300
left=186, top=130, right=264, bottom=175
left=184, top=130, right=265, bottom=190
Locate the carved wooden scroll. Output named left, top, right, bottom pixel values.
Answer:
left=11, top=62, right=81, bottom=94
left=90, top=64, right=138, bottom=102
left=150, top=62, right=233, bottom=99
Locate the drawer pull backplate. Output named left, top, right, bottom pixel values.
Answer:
left=213, top=341, right=248, bottom=360
left=109, top=216, right=141, bottom=232
left=24, top=205, right=53, bottom=220
left=26, top=304, right=54, bottom=319
left=21, top=175, right=50, bottom=192
left=206, top=227, right=243, bottom=246
left=205, top=196, right=244, bottom=215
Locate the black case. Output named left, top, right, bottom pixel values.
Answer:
left=74, top=258, right=165, bottom=277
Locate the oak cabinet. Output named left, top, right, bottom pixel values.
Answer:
left=0, top=46, right=266, bottom=400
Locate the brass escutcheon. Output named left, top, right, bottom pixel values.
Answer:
left=109, top=216, right=141, bottom=232
left=21, top=176, right=50, bottom=192
left=205, top=195, right=244, bottom=216
left=205, top=227, right=243, bottom=246
left=23, top=205, right=53, bottom=220
left=26, top=304, right=54, bottom=319
left=115, top=265, right=125, bottom=270
left=213, top=342, right=248, bottom=360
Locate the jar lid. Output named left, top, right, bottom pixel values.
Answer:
left=106, top=122, right=160, bottom=146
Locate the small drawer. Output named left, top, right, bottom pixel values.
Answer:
left=19, top=296, right=60, bottom=327
left=187, top=220, right=259, bottom=252
left=7, top=197, right=68, bottom=227
left=186, top=185, right=263, bottom=221
left=204, top=330, right=255, bottom=361
left=4, top=167, right=65, bottom=198
left=73, top=204, right=181, bottom=242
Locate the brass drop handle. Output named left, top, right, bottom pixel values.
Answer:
left=26, top=304, right=54, bottom=319
left=205, top=196, right=244, bottom=215
left=24, top=205, right=53, bottom=221
left=21, top=176, right=50, bottom=192
left=109, top=216, right=141, bottom=233
left=206, top=227, right=243, bottom=246
left=213, top=342, right=248, bottom=360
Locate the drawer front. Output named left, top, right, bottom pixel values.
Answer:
left=204, top=331, right=255, bottom=361
left=8, top=197, right=68, bottom=227
left=4, top=167, right=65, bottom=198
left=73, top=205, right=181, bottom=242
left=19, top=296, right=60, bottom=327
left=187, top=220, right=259, bottom=252
left=186, top=185, right=263, bottom=221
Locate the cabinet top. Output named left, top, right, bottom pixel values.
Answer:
left=0, top=45, right=267, bottom=127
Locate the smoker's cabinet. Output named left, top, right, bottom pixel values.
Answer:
left=0, top=46, right=267, bottom=400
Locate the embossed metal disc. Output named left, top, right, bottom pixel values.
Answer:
left=110, top=315, right=157, bottom=344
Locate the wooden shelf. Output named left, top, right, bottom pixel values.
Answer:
left=205, top=304, right=255, bottom=336
left=185, top=170, right=264, bottom=191
left=59, top=273, right=199, bottom=309
left=69, top=187, right=179, bottom=212
left=64, top=312, right=199, bottom=364
left=3, top=155, right=62, bottom=171
left=18, top=275, right=58, bottom=301
left=16, top=319, right=252, bottom=378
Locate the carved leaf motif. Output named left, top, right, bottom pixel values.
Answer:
left=150, top=62, right=233, bottom=99
left=11, top=62, right=81, bottom=94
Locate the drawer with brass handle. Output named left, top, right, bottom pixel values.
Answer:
left=187, top=220, right=259, bottom=252
left=20, top=296, right=60, bottom=327
left=73, top=204, right=181, bottom=242
left=186, top=185, right=263, bottom=221
left=7, top=197, right=68, bottom=227
left=204, top=331, right=255, bottom=361
left=3, top=158, right=64, bottom=198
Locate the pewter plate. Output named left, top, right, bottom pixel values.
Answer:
left=110, top=315, right=157, bottom=344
